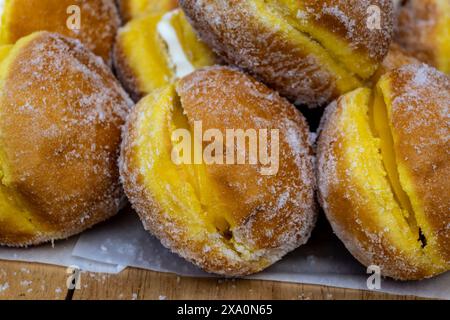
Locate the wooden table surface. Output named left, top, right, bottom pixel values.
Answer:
left=0, top=260, right=422, bottom=300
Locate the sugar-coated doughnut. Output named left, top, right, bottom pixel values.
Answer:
left=0, top=32, right=132, bottom=246
left=0, top=0, right=120, bottom=64
left=317, top=64, right=450, bottom=280
left=114, top=8, right=216, bottom=102
left=395, top=0, right=450, bottom=74
left=117, top=0, right=178, bottom=23
left=180, top=0, right=394, bottom=107
left=120, top=66, right=317, bottom=276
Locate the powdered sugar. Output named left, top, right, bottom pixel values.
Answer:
left=120, top=66, right=317, bottom=276
left=395, top=0, right=449, bottom=72
left=0, top=32, right=133, bottom=246
left=317, top=65, right=450, bottom=279
left=180, top=0, right=393, bottom=106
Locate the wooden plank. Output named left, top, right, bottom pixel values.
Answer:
left=0, top=260, right=69, bottom=300
left=71, top=268, right=421, bottom=300
left=0, top=260, right=423, bottom=300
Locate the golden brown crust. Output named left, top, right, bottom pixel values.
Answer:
left=395, top=0, right=448, bottom=71
left=317, top=97, right=427, bottom=280
left=317, top=64, right=450, bottom=280
left=113, top=38, right=143, bottom=102
left=0, top=32, right=132, bottom=246
left=292, top=0, right=393, bottom=61
left=385, top=64, right=450, bottom=262
left=179, top=0, right=393, bottom=107
left=1, top=0, right=120, bottom=65
left=120, top=66, right=317, bottom=276
left=177, top=67, right=317, bottom=250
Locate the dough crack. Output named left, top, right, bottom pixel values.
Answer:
left=369, top=88, right=425, bottom=248
left=169, top=91, right=239, bottom=251
left=262, top=0, right=363, bottom=82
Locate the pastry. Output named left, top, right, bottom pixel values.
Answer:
left=114, top=8, right=216, bottom=101
left=0, top=32, right=132, bottom=246
left=179, top=0, right=394, bottom=107
left=317, top=64, right=450, bottom=280
left=117, top=0, right=178, bottom=23
left=396, top=0, right=450, bottom=74
left=0, top=0, right=120, bottom=64
left=120, top=66, right=317, bottom=276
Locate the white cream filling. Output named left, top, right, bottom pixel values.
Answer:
left=157, top=10, right=195, bottom=79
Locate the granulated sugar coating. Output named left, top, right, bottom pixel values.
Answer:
left=395, top=0, right=450, bottom=73
left=179, top=0, right=393, bottom=107
left=120, top=66, right=317, bottom=276
left=317, top=64, right=449, bottom=280
left=0, top=32, right=133, bottom=246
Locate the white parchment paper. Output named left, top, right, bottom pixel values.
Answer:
left=73, top=210, right=450, bottom=299
left=0, top=236, right=125, bottom=274
left=1, top=209, right=448, bottom=299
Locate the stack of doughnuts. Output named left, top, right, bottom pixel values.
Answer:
left=0, top=0, right=448, bottom=281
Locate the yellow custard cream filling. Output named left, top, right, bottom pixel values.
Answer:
left=134, top=86, right=235, bottom=241
left=118, top=9, right=214, bottom=95
left=336, top=85, right=446, bottom=270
